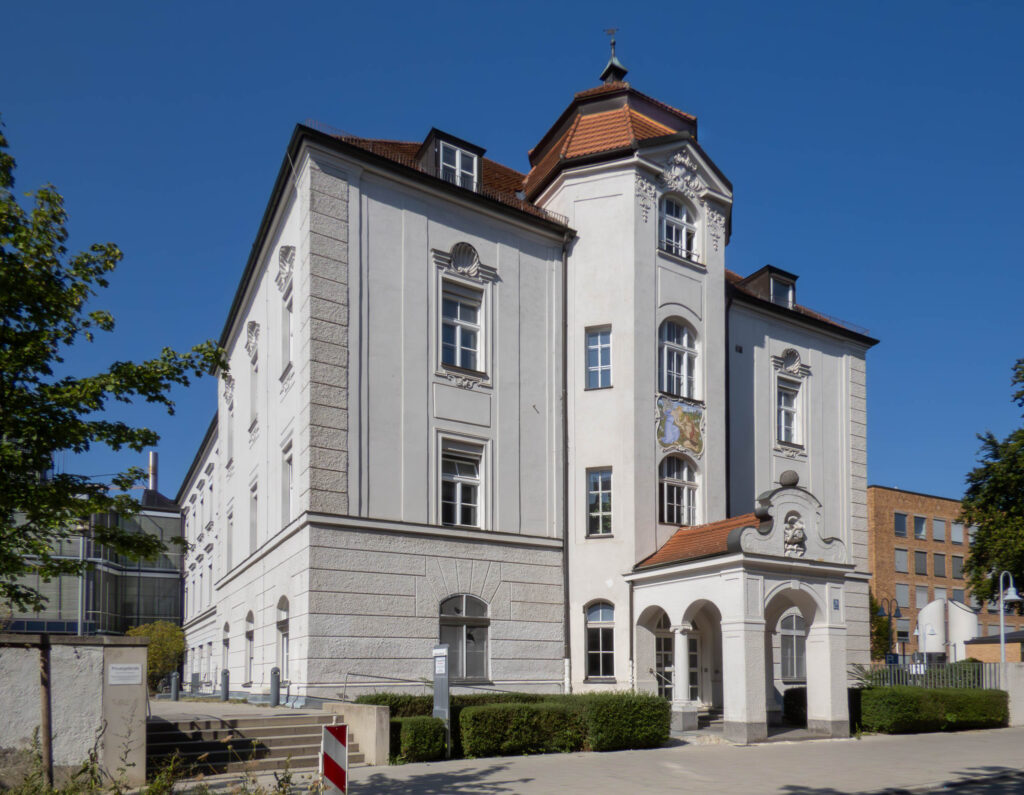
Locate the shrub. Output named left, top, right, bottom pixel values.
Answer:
left=577, top=692, right=670, bottom=752
left=389, top=716, right=447, bottom=762
left=782, top=687, right=806, bottom=726
left=356, top=693, right=433, bottom=717
left=460, top=702, right=585, bottom=758
left=861, top=687, right=1008, bottom=734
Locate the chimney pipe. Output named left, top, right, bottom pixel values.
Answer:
left=148, top=451, right=158, bottom=492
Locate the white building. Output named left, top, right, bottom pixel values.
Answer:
left=179, top=53, right=876, bottom=741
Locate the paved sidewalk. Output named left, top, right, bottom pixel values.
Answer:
left=343, top=727, right=1024, bottom=794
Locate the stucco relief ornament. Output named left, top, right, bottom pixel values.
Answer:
left=660, top=150, right=706, bottom=201
left=245, top=321, right=260, bottom=358
left=222, top=374, right=235, bottom=405
left=275, top=245, right=295, bottom=292
left=445, top=371, right=482, bottom=390
left=433, top=243, right=498, bottom=283
left=783, top=512, right=807, bottom=557
left=705, top=206, right=725, bottom=252
left=635, top=175, right=657, bottom=223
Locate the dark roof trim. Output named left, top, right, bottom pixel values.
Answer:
left=739, top=264, right=800, bottom=285
left=218, top=124, right=570, bottom=352
left=728, top=285, right=880, bottom=348
left=176, top=412, right=218, bottom=504
left=416, top=128, right=486, bottom=161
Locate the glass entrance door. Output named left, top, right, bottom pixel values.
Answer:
left=688, top=636, right=700, bottom=702
left=655, top=633, right=673, bottom=700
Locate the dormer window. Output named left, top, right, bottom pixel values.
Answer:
left=770, top=277, right=794, bottom=308
left=440, top=142, right=478, bottom=191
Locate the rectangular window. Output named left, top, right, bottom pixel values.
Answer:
left=770, top=277, right=794, bottom=308
left=585, top=328, right=612, bottom=389
left=935, top=587, right=947, bottom=602
left=933, top=518, right=946, bottom=542
left=914, top=550, right=928, bottom=575
left=894, top=583, right=910, bottom=608
left=249, top=354, right=259, bottom=427
left=281, top=443, right=294, bottom=526
left=952, top=555, right=964, bottom=579
left=441, top=285, right=481, bottom=371
left=439, top=142, right=478, bottom=190
left=934, top=553, right=946, bottom=578
left=587, top=468, right=613, bottom=535
left=968, top=525, right=978, bottom=546
left=441, top=445, right=481, bottom=528
left=951, top=521, right=964, bottom=544
left=281, top=291, right=294, bottom=372
left=894, top=549, right=908, bottom=573
left=913, top=516, right=927, bottom=540
left=777, top=380, right=800, bottom=445
left=915, top=585, right=930, bottom=608
left=249, top=483, right=258, bottom=553
left=896, top=619, right=910, bottom=642
left=953, top=588, right=965, bottom=603
left=893, top=512, right=907, bottom=537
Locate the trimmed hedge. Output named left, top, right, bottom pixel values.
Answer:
left=577, top=692, right=670, bottom=751
left=389, top=716, right=447, bottom=762
left=460, top=702, right=586, bottom=757
left=860, top=687, right=1008, bottom=734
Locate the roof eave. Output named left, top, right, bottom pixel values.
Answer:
left=728, top=285, right=880, bottom=348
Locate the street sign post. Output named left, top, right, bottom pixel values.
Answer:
left=433, top=644, right=450, bottom=757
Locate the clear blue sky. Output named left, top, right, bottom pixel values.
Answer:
left=4, top=1, right=1021, bottom=503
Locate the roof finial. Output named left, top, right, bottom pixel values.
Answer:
left=600, top=28, right=628, bottom=84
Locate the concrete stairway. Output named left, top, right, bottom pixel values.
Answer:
left=147, top=712, right=365, bottom=776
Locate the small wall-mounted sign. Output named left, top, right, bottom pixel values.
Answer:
left=107, top=663, right=143, bottom=686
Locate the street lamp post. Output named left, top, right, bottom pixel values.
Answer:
left=877, top=598, right=902, bottom=662
left=997, top=571, right=1022, bottom=664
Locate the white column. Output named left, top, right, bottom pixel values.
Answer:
left=670, top=622, right=698, bottom=731
left=805, top=623, right=850, bottom=737
left=721, top=618, right=768, bottom=743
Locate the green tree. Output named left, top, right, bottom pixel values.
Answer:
left=962, top=359, right=1024, bottom=613
left=127, top=620, right=186, bottom=691
left=869, top=590, right=892, bottom=661
left=0, top=121, right=224, bottom=612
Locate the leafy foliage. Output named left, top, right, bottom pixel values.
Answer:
left=390, top=716, right=447, bottom=762
left=126, top=621, right=185, bottom=691
left=961, top=359, right=1024, bottom=611
left=868, top=590, right=892, bottom=661
left=0, top=121, right=224, bottom=611
left=459, top=702, right=585, bottom=757
left=860, top=686, right=1008, bottom=733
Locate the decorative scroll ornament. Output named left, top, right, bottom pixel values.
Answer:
left=222, top=374, right=235, bottom=405
left=705, top=205, right=725, bottom=252
left=783, top=511, right=807, bottom=558
left=433, top=242, right=498, bottom=283
left=445, top=371, right=482, bottom=390
left=245, top=321, right=260, bottom=358
left=275, top=245, right=295, bottom=292
left=656, top=396, right=705, bottom=458
left=660, top=149, right=706, bottom=201
left=635, top=175, right=657, bottom=223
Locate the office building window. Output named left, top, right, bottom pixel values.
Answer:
left=894, top=583, right=910, bottom=608
left=934, top=553, right=946, bottom=578
left=895, top=549, right=908, bottom=573
left=935, top=587, right=947, bottom=602
left=953, top=588, right=965, bottom=603
left=913, top=516, right=927, bottom=540
left=896, top=619, right=910, bottom=642
left=951, top=521, right=964, bottom=544
left=585, top=328, right=612, bottom=389
left=587, top=468, right=613, bottom=535
left=586, top=602, right=615, bottom=678
left=915, top=585, right=930, bottom=608
left=914, top=550, right=928, bottom=575
left=933, top=518, right=946, bottom=542
left=894, top=513, right=907, bottom=537
left=952, top=555, right=964, bottom=579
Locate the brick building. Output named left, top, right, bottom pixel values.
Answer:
left=867, top=485, right=1024, bottom=659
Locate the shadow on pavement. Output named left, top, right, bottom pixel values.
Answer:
left=776, top=765, right=1024, bottom=794
left=354, top=763, right=532, bottom=794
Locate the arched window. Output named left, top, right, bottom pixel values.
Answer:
left=439, top=595, right=489, bottom=680
left=277, top=597, right=290, bottom=682
left=244, top=611, right=255, bottom=685
left=658, top=320, right=697, bottom=398
left=585, top=602, right=615, bottom=678
left=659, top=196, right=696, bottom=258
left=659, top=456, right=697, bottom=525
left=780, top=613, right=807, bottom=680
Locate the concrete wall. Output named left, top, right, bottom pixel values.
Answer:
left=0, top=635, right=148, bottom=786
left=1000, top=662, right=1024, bottom=726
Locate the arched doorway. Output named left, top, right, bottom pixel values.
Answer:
left=681, top=598, right=723, bottom=711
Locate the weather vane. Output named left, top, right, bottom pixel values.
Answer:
left=604, top=28, right=618, bottom=58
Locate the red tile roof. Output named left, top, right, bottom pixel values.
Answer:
left=637, top=513, right=758, bottom=569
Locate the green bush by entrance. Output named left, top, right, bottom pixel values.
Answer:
left=460, top=702, right=586, bottom=757
left=389, top=716, right=447, bottom=762
left=860, top=687, right=1008, bottom=734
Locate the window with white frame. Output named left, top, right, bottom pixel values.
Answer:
left=658, top=320, right=697, bottom=398
left=586, top=602, right=615, bottom=678
left=249, top=482, right=258, bottom=553
left=585, top=327, right=612, bottom=389
left=914, top=516, right=927, bottom=540
left=780, top=613, right=806, bottom=680
left=441, top=442, right=481, bottom=528
left=770, top=277, right=794, bottom=308
left=586, top=468, right=612, bottom=535
left=281, top=289, right=294, bottom=374
left=658, top=196, right=696, bottom=258
left=439, top=142, right=478, bottom=190
left=281, top=442, right=293, bottom=526
left=776, top=378, right=800, bottom=445
left=439, top=594, right=489, bottom=680
left=441, top=284, right=482, bottom=371
left=659, top=456, right=696, bottom=525
left=277, top=596, right=290, bottom=681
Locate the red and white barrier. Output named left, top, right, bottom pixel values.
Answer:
left=320, top=724, right=348, bottom=793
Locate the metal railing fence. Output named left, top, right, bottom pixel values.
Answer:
left=853, top=662, right=1001, bottom=690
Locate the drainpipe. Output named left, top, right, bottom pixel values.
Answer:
left=560, top=230, right=572, bottom=693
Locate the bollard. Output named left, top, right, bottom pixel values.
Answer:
left=221, top=668, right=229, bottom=701
left=170, top=671, right=180, bottom=701
left=270, top=666, right=280, bottom=707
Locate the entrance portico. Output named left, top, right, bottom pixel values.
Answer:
left=627, top=481, right=853, bottom=742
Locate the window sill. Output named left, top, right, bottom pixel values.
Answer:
left=657, top=246, right=704, bottom=268
left=279, top=362, right=293, bottom=382
left=584, top=677, right=617, bottom=684
left=441, top=363, right=487, bottom=379
left=586, top=533, right=615, bottom=539
left=776, top=441, right=804, bottom=451
left=584, top=385, right=613, bottom=391
left=441, top=523, right=483, bottom=531
left=657, top=392, right=703, bottom=405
